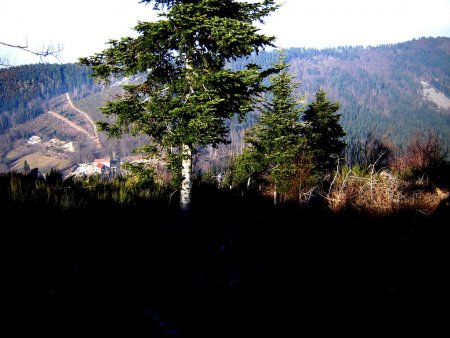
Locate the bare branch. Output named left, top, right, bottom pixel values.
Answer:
left=0, top=40, right=63, bottom=67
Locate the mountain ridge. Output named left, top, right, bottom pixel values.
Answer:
left=1, top=37, right=449, bottom=173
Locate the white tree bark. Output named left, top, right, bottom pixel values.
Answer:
left=180, top=143, right=192, bottom=211
left=273, top=185, right=279, bottom=206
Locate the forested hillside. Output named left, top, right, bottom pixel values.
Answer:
left=1, top=37, right=449, bottom=173
left=0, top=63, right=98, bottom=133
left=233, top=37, right=450, bottom=149
left=0, top=64, right=102, bottom=172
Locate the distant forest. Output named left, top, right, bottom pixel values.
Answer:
left=231, top=37, right=450, bottom=151
left=0, top=63, right=98, bottom=133
left=1, top=37, right=449, bottom=162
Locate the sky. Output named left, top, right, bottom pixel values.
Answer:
left=1, top=0, right=450, bottom=65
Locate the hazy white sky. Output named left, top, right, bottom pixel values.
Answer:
left=1, top=0, right=449, bottom=65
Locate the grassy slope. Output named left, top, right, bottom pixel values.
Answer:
left=10, top=152, right=72, bottom=173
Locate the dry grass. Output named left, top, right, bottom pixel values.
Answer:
left=11, top=153, right=72, bottom=174
left=326, top=166, right=449, bottom=216
left=5, top=149, right=22, bottom=162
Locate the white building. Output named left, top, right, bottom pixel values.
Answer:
left=27, top=135, right=41, bottom=144
left=67, top=156, right=121, bottom=179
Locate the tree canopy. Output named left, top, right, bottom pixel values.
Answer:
left=235, top=52, right=305, bottom=198
left=79, top=0, right=278, bottom=209
left=303, top=89, right=346, bottom=171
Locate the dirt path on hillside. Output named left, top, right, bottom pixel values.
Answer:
left=65, top=93, right=102, bottom=149
left=47, top=111, right=93, bottom=138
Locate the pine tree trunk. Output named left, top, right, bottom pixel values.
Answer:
left=180, top=143, right=192, bottom=211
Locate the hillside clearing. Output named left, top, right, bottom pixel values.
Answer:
left=11, top=153, right=72, bottom=173
left=421, top=81, right=450, bottom=111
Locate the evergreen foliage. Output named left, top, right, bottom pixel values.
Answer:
left=79, top=0, right=278, bottom=209
left=230, top=38, right=450, bottom=153
left=233, top=54, right=346, bottom=198
left=235, top=52, right=304, bottom=195
left=23, top=160, right=30, bottom=174
left=303, top=89, right=346, bottom=171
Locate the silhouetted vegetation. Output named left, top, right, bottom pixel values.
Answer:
left=2, top=132, right=449, bottom=334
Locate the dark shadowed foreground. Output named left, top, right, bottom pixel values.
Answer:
left=3, top=185, right=448, bottom=336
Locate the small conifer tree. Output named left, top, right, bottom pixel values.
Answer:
left=303, top=89, right=345, bottom=172
left=236, top=51, right=304, bottom=203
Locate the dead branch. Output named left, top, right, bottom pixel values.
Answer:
left=0, top=40, right=63, bottom=66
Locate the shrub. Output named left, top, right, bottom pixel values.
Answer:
left=390, top=130, right=447, bottom=182
left=326, top=166, right=448, bottom=216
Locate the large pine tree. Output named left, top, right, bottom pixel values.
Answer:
left=79, top=0, right=278, bottom=210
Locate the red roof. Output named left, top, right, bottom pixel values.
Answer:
left=94, top=158, right=110, bottom=163
left=96, top=163, right=105, bottom=169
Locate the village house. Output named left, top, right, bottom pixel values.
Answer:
left=94, top=157, right=111, bottom=167
left=68, top=156, right=121, bottom=179
left=44, top=138, right=75, bottom=152
left=71, top=163, right=97, bottom=176
left=95, top=162, right=107, bottom=174
left=94, top=157, right=121, bottom=175
left=27, top=135, right=41, bottom=144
